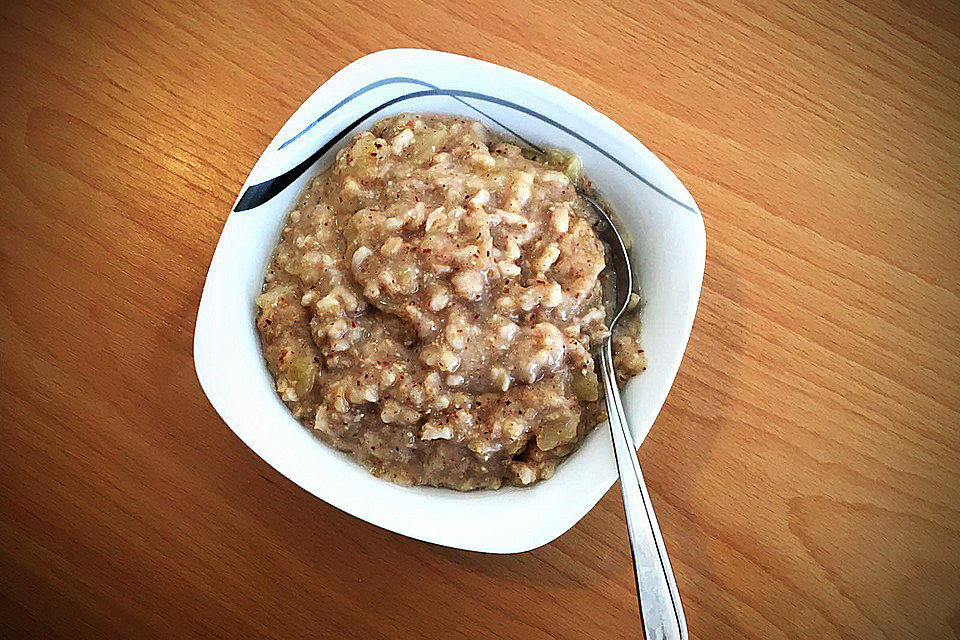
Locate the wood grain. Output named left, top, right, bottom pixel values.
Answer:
left=1, top=0, right=958, bottom=638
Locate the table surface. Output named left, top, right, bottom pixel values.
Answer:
left=2, top=1, right=958, bottom=638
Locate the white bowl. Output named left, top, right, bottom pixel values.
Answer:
left=194, top=49, right=705, bottom=554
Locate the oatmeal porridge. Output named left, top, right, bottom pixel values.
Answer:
left=256, top=114, right=645, bottom=490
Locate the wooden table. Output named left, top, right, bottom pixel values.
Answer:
left=2, top=1, right=958, bottom=638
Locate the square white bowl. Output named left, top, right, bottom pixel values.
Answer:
left=194, top=49, right=705, bottom=554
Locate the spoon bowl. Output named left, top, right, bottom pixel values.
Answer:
left=582, top=193, right=689, bottom=640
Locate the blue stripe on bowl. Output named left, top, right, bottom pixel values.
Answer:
left=235, top=84, right=697, bottom=215
left=278, top=77, right=540, bottom=152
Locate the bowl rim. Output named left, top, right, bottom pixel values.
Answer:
left=194, top=48, right=705, bottom=553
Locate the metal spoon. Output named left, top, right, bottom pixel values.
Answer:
left=583, top=194, right=688, bottom=640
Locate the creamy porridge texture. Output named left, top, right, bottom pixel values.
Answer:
left=256, top=114, right=645, bottom=489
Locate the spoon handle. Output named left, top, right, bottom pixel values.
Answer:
left=599, top=339, right=688, bottom=640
